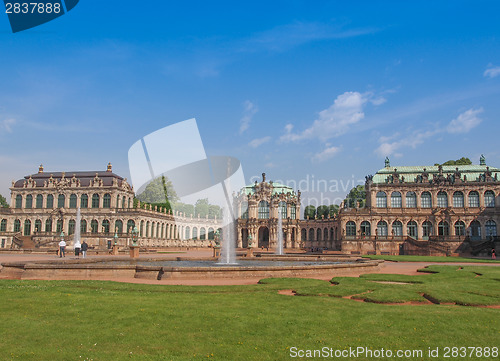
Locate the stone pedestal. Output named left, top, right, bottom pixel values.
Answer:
left=112, top=245, right=119, bottom=255
left=246, top=248, right=254, bottom=258
left=129, top=245, right=139, bottom=259
left=213, top=247, right=221, bottom=258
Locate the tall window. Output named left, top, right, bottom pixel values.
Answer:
left=346, top=221, right=356, bottom=236
left=469, top=191, right=479, bottom=207
left=103, top=193, right=111, bottom=208
left=392, top=221, right=403, bottom=236
left=15, top=195, right=22, bottom=209
left=290, top=204, right=296, bottom=220
left=91, top=220, right=98, bottom=233
left=470, top=220, right=481, bottom=238
left=45, top=219, right=52, bottom=233
left=127, top=220, right=135, bottom=233
left=92, top=194, right=100, bottom=208
left=279, top=201, right=287, bottom=218
left=14, top=219, right=21, bottom=232
left=185, top=227, right=191, bottom=239
left=438, top=221, right=449, bottom=236
left=36, top=194, right=43, bottom=209
left=406, top=192, right=417, bottom=208
left=0, top=219, right=7, bottom=232
left=454, top=221, right=465, bottom=236
left=69, top=194, right=77, bottom=208
left=122, top=196, right=126, bottom=209
left=422, top=221, right=432, bottom=237
left=485, top=220, right=497, bottom=236
left=200, top=228, right=206, bottom=240
left=258, top=201, right=269, bottom=219
left=208, top=228, right=215, bottom=240
left=377, top=221, right=388, bottom=237
left=391, top=192, right=402, bottom=208
left=25, top=194, right=33, bottom=209
left=57, top=194, right=65, bottom=208
left=376, top=192, right=387, bottom=208
left=240, top=201, right=248, bottom=219
left=407, top=221, right=418, bottom=238
left=115, top=220, right=123, bottom=234
left=421, top=192, right=432, bottom=208
left=102, top=220, right=110, bottom=233
left=485, top=191, right=495, bottom=208
left=34, top=219, right=42, bottom=233
left=81, top=220, right=87, bottom=234
left=68, top=220, right=76, bottom=235
left=192, top=227, right=198, bottom=239
left=56, top=219, right=63, bottom=233
left=46, top=194, right=54, bottom=208
left=24, top=220, right=31, bottom=236
left=437, top=191, right=448, bottom=208
left=80, top=194, right=88, bottom=208
left=453, top=191, right=464, bottom=208
left=360, top=221, right=370, bottom=236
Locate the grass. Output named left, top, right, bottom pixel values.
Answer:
left=363, top=254, right=500, bottom=263
left=0, top=266, right=499, bottom=360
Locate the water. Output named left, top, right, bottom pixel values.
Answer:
left=73, top=208, right=81, bottom=248
left=220, top=205, right=237, bottom=264
left=107, top=260, right=344, bottom=268
left=276, top=208, right=284, bottom=255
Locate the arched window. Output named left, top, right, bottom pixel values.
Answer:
left=46, top=194, right=54, bottom=208
left=56, top=219, right=63, bottom=233
left=290, top=204, right=296, bottom=220
left=25, top=194, right=33, bottom=209
left=102, top=220, right=110, bottom=234
left=80, top=194, right=88, bottom=208
left=81, top=220, right=87, bottom=234
left=0, top=219, right=7, bottom=232
left=407, top=221, right=418, bottom=238
left=91, top=220, right=99, bottom=234
left=454, top=221, right=465, bottom=236
left=279, top=201, right=287, bottom=218
left=45, top=219, right=52, bottom=233
left=258, top=201, right=269, bottom=219
left=146, top=222, right=150, bottom=237
left=14, top=219, right=21, bottom=232
left=485, top=191, right=495, bottom=208
left=103, top=193, right=111, bottom=208
left=192, top=227, right=198, bottom=239
left=470, top=220, right=481, bottom=239
left=391, top=192, right=402, bottom=208
left=69, top=194, right=77, bottom=208
left=115, top=220, right=123, bottom=234
left=308, top=228, right=315, bottom=241
left=208, top=228, right=215, bottom=240
left=240, top=201, right=248, bottom=219
left=301, top=228, right=307, bottom=241
left=438, top=221, right=449, bottom=236
left=24, top=219, right=31, bottom=236
left=92, top=194, right=100, bottom=208
left=57, top=194, right=65, bottom=208
left=316, top=228, right=322, bottom=241
left=360, top=221, right=370, bottom=236
left=323, top=228, right=328, bottom=240
left=377, top=221, right=388, bottom=237
left=34, top=219, right=41, bottom=233
left=68, top=220, right=76, bottom=235
left=486, top=220, right=497, bottom=237
left=127, top=220, right=135, bottom=233
left=15, top=195, right=22, bottom=209
left=185, top=226, right=191, bottom=239
left=437, top=191, right=448, bottom=208
left=122, top=196, right=126, bottom=209
left=36, top=194, right=43, bottom=209
left=422, top=221, right=433, bottom=238
left=469, top=191, right=479, bottom=207
left=421, top=192, right=432, bottom=208
left=392, top=221, right=403, bottom=236
left=346, top=221, right=356, bottom=237
left=376, top=192, right=387, bottom=208
left=406, top=192, right=416, bottom=208
left=200, top=228, right=206, bottom=240
left=453, top=191, right=464, bottom=208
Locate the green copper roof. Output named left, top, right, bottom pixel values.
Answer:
left=372, top=164, right=500, bottom=184
left=242, top=182, right=295, bottom=195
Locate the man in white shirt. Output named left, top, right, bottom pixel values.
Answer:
left=58, top=240, right=66, bottom=258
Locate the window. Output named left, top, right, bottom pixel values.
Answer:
left=454, top=221, right=465, bottom=236
left=69, top=194, right=77, bottom=208
left=185, top=227, right=191, bottom=239
left=421, top=192, right=432, bottom=208
left=437, top=191, right=448, bottom=208
left=25, top=194, right=33, bottom=209
left=407, top=221, right=418, bottom=238
left=240, top=201, right=248, bottom=219
left=68, top=220, right=75, bottom=235
left=258, top=201, right=269, bottom=219
left=92, top=194, right=100, bottom=208
left=56, top=219, right=63, bottom=233
left=392, top=221, right=403, bottom=236
left=14, top=219, right=21, bottom=232
left=34, top=219, right=42, bottom=233
left=486, top=220, right=497, bottom=236
left=200, top=228, right=206, bottom=240
left=45, top=219, right=52, bottom=233
left=122, top=196, right=126, bottom=209
left=485, top=191, right=495, bottom=208
left=46, top=194, right=54, bottom=208
left=91, top=220, right=98, bottom=234
left=0, top=219, right=7, bottom=232
left=192, top=227, right=198, bottom=239
left=127, top=220, right=135, bottom=233
left=469, top=191, right=479, bottom=207
left=279, top=201, right=287, bottom=218
left=317, top=228, right=322, bottom=241
left=24, top=220, right=31, bottom=236
left=360, top=221, right=370, bottom=236
left=103, top=193, right=111, bottom=208
left=309, top=228, right=315, bottom=240
left=81, top=220, right=87, bottom=234
left=102, top=220, right=110, bottom=234
left=376, top=192, right=387, bottom=208
left=57, top=194, right=65, bottom=208
left=391, top=192, right=402, bottom=208
left=290, top=204, right=296, bottom=220
left=438, top=221, right=449, bottom=236
left=208, top=228, right=215, bottom=240
left=36, top=194, right=43, bottom=209
left=115, top=220, right=123, bottom=234
left=422, top=221, right=432, bottom=237
left=377, top=221, right=388, bottom=237
left=406, top=192, right=417, bottom=208
left=453, top=191, right=464, bottom=208
left=15, top=195, right=22, bottom=209
left=346, top=221, right=356, bottom=236
left=80, top=194, right=88, bottom=208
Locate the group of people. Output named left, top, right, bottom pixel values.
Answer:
left=58, top=240, right=88, bottom=258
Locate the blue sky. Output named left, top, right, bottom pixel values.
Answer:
left=1, top=1, right=500, bottom=206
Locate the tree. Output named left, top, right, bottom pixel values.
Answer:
left=195, top=198, right=210, bottom=218
left=344, top=185, right=366, bottom=208
left=174, top=203, right=195, bottom=217
left=136, top=175, right=178, bottom=210
left=0, top=194, right=8, bottom=208
left=328, top=204, right=339, bottom=217
left=304, top=205, right=316, bottom=219
left=317, top=205, right=329, bottom=218
left=208, top=204, right=222, bottom=219
left=437, top=157, right=472, bottom=166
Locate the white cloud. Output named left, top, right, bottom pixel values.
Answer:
left=239, top=100, right=258, bottom=134
left=446, top=108, right=483, bottom=134
left=280, top=91, right=369, bottom=142
left=0, top=118, right=16, bottom=133
left=376, top=130, right=440, bottom=157
left=249, top=136, right=271, bottom=148
left=312, top=146, right=341, bottom=163
left=484, top=66, right=500, bottom=78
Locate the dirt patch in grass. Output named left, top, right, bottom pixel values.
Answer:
left=278, top=289, right=296, bottom=296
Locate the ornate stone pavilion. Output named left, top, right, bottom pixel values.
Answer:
left=0, top=164, right=221, bottom=249
left=338, top=156, right=500, bottom=255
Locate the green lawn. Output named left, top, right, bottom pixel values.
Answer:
left=1, top=266, right=499, bottom=360
left=363, top=254, right=500, bottom=263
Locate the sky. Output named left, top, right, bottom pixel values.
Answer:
left=1, top=1, right=500, bottom=208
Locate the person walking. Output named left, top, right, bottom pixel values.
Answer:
left=493, top=248, right=496, bottom=260
left=74, top=240, right=81, bottom=258
left=81, top=241, right=88, bottom=259
left=58, top=239, right=66, bottom=258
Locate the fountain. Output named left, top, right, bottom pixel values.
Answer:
left=276, top=208, right=284, bottom=255
left=219, top=206, right=237, bottom=264
left=73, top=208, right=81, bottom=249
